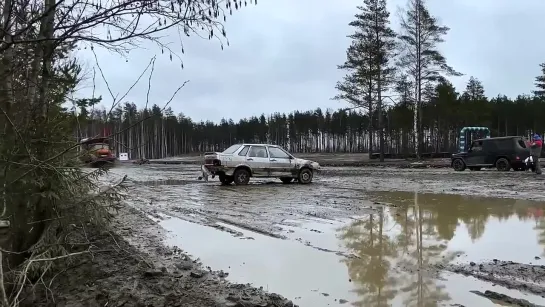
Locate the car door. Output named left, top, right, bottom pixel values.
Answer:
left=267, top=146, right=293, bottom=177
left=465, top=140, right=486, bottom=166
left=246, top=145, right=271, bottom=177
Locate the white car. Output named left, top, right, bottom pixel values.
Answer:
left=201, top=144, right=320, bottom=185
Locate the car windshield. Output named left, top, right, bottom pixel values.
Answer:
left=222, top=144, right=242, bottom=154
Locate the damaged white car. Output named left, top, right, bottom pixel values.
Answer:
left=200, top=144, right=320, bottom=185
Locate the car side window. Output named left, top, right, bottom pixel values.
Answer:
left=238, top=145, right=250, bottom=156
left=518, top=140, right=527, bottom=148
left=268, top=147, right=290, bottom=159
left=248, top=146, right=268, bottom=158
left=471, top=141, right=483, bottom=152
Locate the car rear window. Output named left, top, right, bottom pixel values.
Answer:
left=518, top=140, right=527, bottom=148
left=222, top=144, right=241, bottom=154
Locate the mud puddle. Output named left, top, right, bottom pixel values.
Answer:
left=156, top=190, right=545, bottom=306
left=367, top=191, right=545, bottom=306
left=161, top=216, right=356, bottom=306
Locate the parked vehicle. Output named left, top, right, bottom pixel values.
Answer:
left=451, top=136, right=530, bottom=172
left=79, top=137, right=116, bottom=167
left=201, top=144, right=320, bottom=185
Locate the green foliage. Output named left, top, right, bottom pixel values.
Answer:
left=533, top=63, right=545, bottom=97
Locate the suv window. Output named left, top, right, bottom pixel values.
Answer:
left=248, top=146, right=268, bottom=158
left=268, top=147, right=290, bottom=159
left=493, top=139, right=509, bottom=151
left=518, top=139, right=527, bottom=148
left=471, top=141, right=483, bottom=152
left=238, top=145, right=250, bottom=156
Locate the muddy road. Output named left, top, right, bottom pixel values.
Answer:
left=104, top=164, right=545, bottom=307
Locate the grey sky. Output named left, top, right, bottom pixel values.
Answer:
left=76, top=0, right=545, bottom=123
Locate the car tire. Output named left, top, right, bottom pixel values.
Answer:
left=469, top=167, right=481, bottom=171
left=280, top=177, right=293, bottom=184
left=233, top=169, right=250, bottom=185
left=452, top=159, right=466, bottom=171
left=496, top=158, right=511, bottom=172
left=298, top=168, right=313, bottom=184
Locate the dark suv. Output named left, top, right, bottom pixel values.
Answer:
left=451, top=136, right=530, bottom=171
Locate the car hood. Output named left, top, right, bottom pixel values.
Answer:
left=451, top=152, right=467, bottom=158
left=294, top=158, right=320, bottom=169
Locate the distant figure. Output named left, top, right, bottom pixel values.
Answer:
left=530, top=134, right=543, bottom=174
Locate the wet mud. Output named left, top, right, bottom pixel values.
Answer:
left=88, top=163, right=545, bottom=306
left=23, top=204, right=296, bottom=307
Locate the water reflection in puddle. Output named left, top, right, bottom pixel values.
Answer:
left=160, top=192, right=545, bottom=306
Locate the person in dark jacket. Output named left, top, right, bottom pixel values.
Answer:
left=530, top=134, right=543, bottom=174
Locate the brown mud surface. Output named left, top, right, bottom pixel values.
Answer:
left=22, top=204, right=296, bottom=307
left=25, top=158, right=545, bottom=306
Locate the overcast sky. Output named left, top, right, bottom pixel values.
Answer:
left=75, top=0, right=545, bottom=123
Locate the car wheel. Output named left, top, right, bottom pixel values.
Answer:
left=280, top=177, right=293, bottom=184
left=496, top=158, right=511, bottom=172
left=298, top=168, right=313, bottom=184
left=469, top=167, right=481, bottom=171
left=233, top=169, right=250, bottom=185
left=452, top=159, right=466, bottom=171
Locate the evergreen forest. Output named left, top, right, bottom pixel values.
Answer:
left=77, top=0, right=545, bottom=160
left=81, top=74, right=545, bottom=160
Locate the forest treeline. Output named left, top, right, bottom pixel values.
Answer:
left=80, top=74, right=545, bottom=160
left=78, top=0, right=545, bottom=160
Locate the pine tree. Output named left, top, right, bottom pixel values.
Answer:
left=463, top=77, right=486, bottom=101
left=366, top=0, right=397, bottom=162
left=333, top=38, right=376, bottom=157
left=334, top=0, right=396, bottom=161
left=397, top=0, right=461, bottom=159
left=533, top=63, right=545, bottom=98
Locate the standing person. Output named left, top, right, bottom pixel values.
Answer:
left=530, top=134, right=543, bottom=174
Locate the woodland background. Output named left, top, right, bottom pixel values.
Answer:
left=80, top=74, right=545, bottom=160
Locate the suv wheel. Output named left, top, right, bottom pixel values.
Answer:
left=298, top=168, right=313, bottom=184
left=496, top=158, right=511, bottom=172
left=233, top=169, right=250, bottom=185
left=452, top=159, right=466, bottom=171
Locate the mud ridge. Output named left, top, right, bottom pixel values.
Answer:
left=439, top=260, right=545, bottom=297
left=213, top=217, right=287, bottom=239
left=470, top=290, right=545, bottom=307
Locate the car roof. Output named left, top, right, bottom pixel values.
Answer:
left=239, top=143, right=280, bottom=147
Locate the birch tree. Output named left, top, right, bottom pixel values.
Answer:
left=397, top=0, right=461, bottom=158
